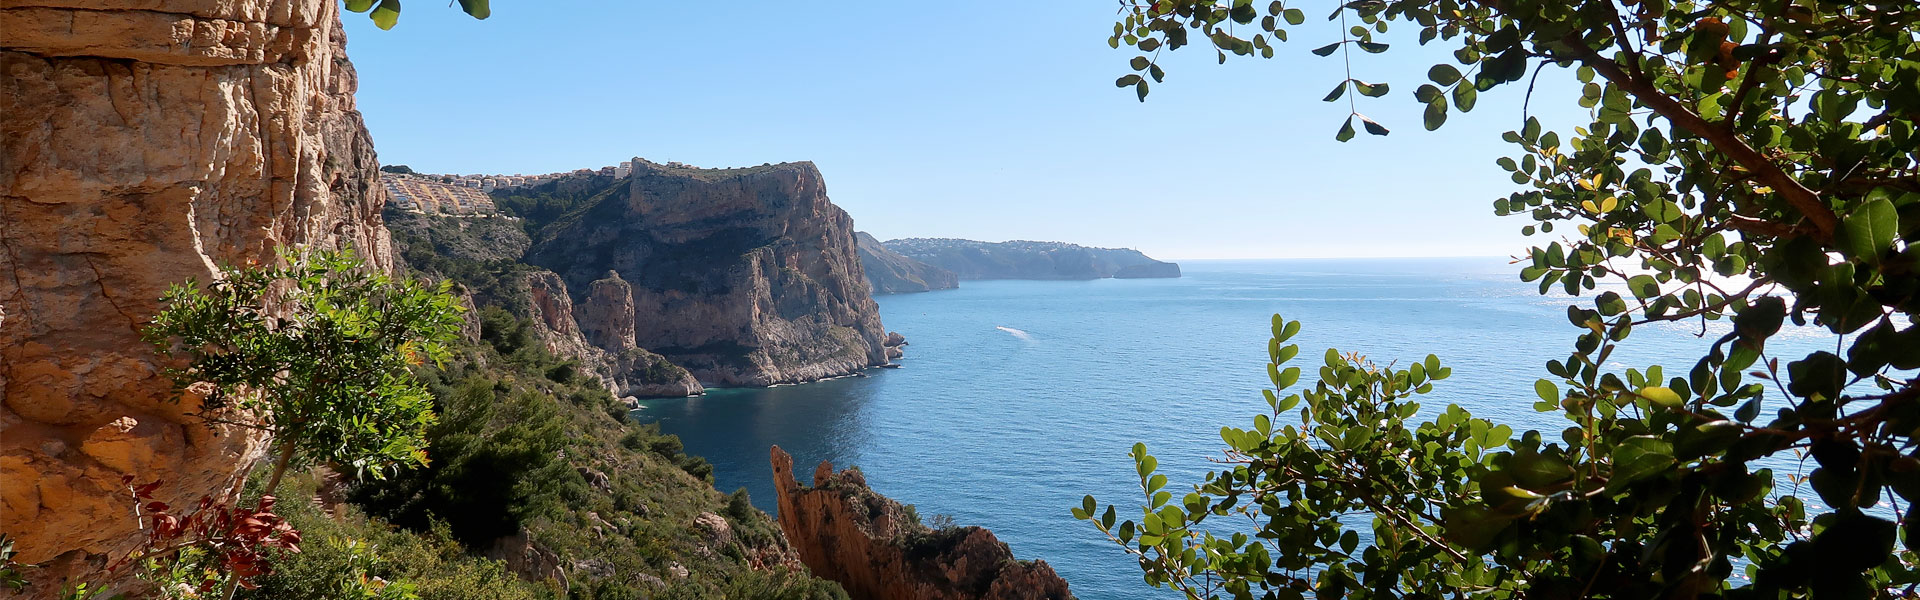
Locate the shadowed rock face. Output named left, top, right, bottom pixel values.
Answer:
left=529, top=160, right=889, bottom=386
left=770, top=446, right=1074, bottom=600
left=1, top=0, right=389, bottom=590
left=855, top=232, right=958, bottom=294
left=522, top=271, right=702, bottom=399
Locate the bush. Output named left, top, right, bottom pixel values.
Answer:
left=724, top=489, right=755, bottom=523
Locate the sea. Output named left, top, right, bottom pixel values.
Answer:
left=633, top=257, right=1848, bottom=600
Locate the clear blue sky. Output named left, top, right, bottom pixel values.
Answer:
left=341, top=1, right=1582, bottom=260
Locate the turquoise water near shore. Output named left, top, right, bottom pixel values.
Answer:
left=635, top=258, right=1842, bottom=599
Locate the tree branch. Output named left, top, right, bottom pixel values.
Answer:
left=1559, top=36, right=1840, bottom=242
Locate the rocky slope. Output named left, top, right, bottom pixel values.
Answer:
left=771, top=446, right=1073, bottom=600
left=525, top=160, right=892, bottom=386
left=856, top=232, right=958, bottom=294
left=883, top=239, right=1179, bottom=280
left=1, top=0, right=388, bottom=589
left=387, top=211, right=703, bottom=399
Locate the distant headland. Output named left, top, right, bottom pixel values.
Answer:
left=856, top=237, right=1180, bottom=293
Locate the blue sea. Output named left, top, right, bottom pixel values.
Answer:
left=634, top=258, right=1844, bottom=599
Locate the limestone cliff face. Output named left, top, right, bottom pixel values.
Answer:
left=522, top=271, right=702, bottom=399
left=529, top=160, right=889, bottom=386
left=856, top=232, right=958, bottom=294
left=770, top=446, right=1073, bottom=600
left=581, top=272, right=638, bottom=353
left=1, top=0, right=388, bottom=588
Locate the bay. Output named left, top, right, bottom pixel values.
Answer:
left=635, top=257, right=1841, bottom=599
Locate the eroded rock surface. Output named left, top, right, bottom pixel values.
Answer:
left=1, top=0, right=388, bottom=590
left=521, top=270, right=703, bottom=398
left=529, top=160, right=890, bottom=386
left=770, top=446, right=1073, bottom=600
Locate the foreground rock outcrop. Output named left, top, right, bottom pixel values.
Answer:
left=856, top=232, right=958, bottom=294
left=1, top=0, right=388, bottom=590
left=770, top=446, right=1073, bottom=600
left=884, top=238, right=1179, bottom=280
left=528, top=160, right=890, bottom=386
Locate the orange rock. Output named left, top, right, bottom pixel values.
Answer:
left=1, top=0, right=389, bottom=594
left=771, top=446, right=1074, bottom=600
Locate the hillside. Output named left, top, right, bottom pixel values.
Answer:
left=881, top=238, right=1180, bottom=281
left=855, top=232, right=959, bottom=294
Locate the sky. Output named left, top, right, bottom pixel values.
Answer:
left=340, top=1, right=1585, bottom=260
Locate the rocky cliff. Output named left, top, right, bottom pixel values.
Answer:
left=1, top=0, right=388, bottom=589
left=856, top=232, right=958, bottom=294
left=522, top=271, right=703, bottom=399
left=883, top=238, right=1179, bottom=281
left=526, top=160, right=891, bottom=386
left=770, top=446, right=1073, bottom=600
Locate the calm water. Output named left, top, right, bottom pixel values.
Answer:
left=635, top=258, right=1840, bottom=599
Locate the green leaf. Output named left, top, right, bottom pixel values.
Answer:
left=1354, top=82, right=1390, bottom=98
left=1276, top=366, right=1300, bottom=389
left=1840, top=194, right=1898, bottom=264
left=1609, top=436, right=1674, bottom=489
left=1509, top=448, right=1575, bottom=489
left=1283, top=8, right=1305, bottom=25
left=1312, top=42, right=1342, bottom=57
left=1355, top=41, right=1389, bottom=53
left=456, top=0, right=488, bottom=19
left=370, top=0, right=401, bottom=30
left=1323, top=81, right=1347, bottom=102
left=1335, top=116, right=1356, bottom=142
left=1428, top=64, right=1462, bottom=85
left=1423, top=98, right=1448, bottom=130
left=345, top=0, right=376, bottom=12
left=1639, top=386, right=1683, bottom=408
left=1358, top=115, right=1389, bottom=136
left=1534, top=379, right=1558, bottom=403
left=1627, top=274, right=1660, bottom=299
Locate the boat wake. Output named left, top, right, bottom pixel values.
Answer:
left=995, top=326, right=1033, bottom=341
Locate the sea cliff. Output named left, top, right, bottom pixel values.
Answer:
left=526, top=160, right=892, bottom=386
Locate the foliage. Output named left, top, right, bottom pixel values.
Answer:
left=350, top=375, right=577, bottom=548
left=382, top=165, right=416, bottom=175
left=145, top=247, right=465, bottom=492
left=342, top=305, right=823, bottom=599
left=245, top=471, right=548, bottom=600
left=87, top=478, right=304, bottom=598
left=0, top=535, right=24, bottom=592
left=1090, top=1, right=1920, bottom=598
left=342, top=0, right=487, bottom=31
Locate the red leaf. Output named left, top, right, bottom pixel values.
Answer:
left=145, top=501, right=171, bottom=513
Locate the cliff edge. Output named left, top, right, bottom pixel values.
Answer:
left=770, top=446, right=1073, bottom=600
left=528, top=160, right=890, bottom=386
